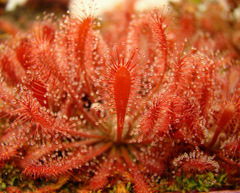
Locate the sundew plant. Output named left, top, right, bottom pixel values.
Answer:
left=0, top=0, right=240, bottom=192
